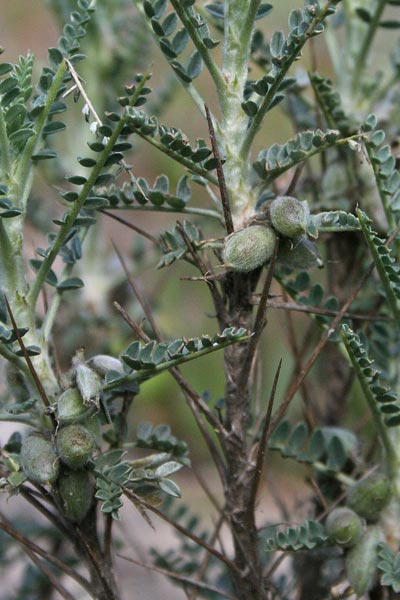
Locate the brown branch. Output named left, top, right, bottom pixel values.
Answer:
left=102, top=209, right=160, bottom=246
left=4, top=296, right=55, bottom=421
left=281, top=290, right=318, bottom=428
left=122, top=487, right=239, bottom=574
left=247, top=359, right=282, bottom=517
left=22, top=545, right=75, bottom=600
left=237, top=236, right=280, bottom=396
left=285, top=162, right=305, bottom=196
left=205, top=104, right=234, bottom=234
left=74, top=525, right=116, bottom=599
left=112, top=247, right=227, bottom=480
left=250, top=297, right=392, bottom=322
left=117, top=553, right=237, bottom=599
left=19, top=487, right=70, bottom=538
left=268, top=223, right=400, bottom=435
left=268, top=261, right=375, bottom=437
left=175, top=220, right=226, bottom=321
left=0, top=512, right=92, bottom=594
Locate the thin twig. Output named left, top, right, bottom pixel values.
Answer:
left=4, top=296, right=55, bottom=420
left=237, top=237, right=280, bottom=395
left=0, top=512, right=92, bottom=594
left=175, top=220, right=226, bottom=320
left=112, top=246, right=227, bottom=479
left=268, top=263, right=375, bottom=437
left=269, top=224, right=400, bottom=435
left=117, top=553, right=237, bottom=599
left=281, top=290, right=318, bottom=428
left=247, top=360, right=282, bottom=516
left=102, top=210, right=160, bottom=246
left=205, top=104, right=234, bottom=234
left=250, top=298, right=392, bottom=322
left=22, top=544, right=76, bottom=600
left=122, top=487, right=239, bottom=574
left=285, top=163, right=305, bottom=196
left=19, top=487, right=70, bottom=538
left=304, top=465, right=329, bottom=513
left=74, top=525, right=116, bottom=599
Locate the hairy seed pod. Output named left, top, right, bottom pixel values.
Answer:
left=57, top=387, right=94, bottom=425
left=75, top=363, right=101, bottom=407
left=347, top=473, right=392, bottom=522
left=88, top=355, right=124, bottom=376
left=270, top=196, right=309, bottom=238
left=222, top=225, right=276, bottom=272
left=345, top=525, right=385, bottom=596
left=58, top=469, right=95, bottom=522
left=277, top=236, right=323, bottom=270
left=56, top=424, right=96, bottom=469
left=325, top=507, right=365, bottom=548
left=20, top=434, right=59, bottom=485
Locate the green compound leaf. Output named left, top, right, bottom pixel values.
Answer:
left=120, top=327, right=248, bottom=375
left=265, top=520, right=328, bottom=552
left=253, top=129, right=362, bottom=183
left=341, top=324, right=400, bottom=429
left=308, top=211, right=360, bottom=237
left=268, top=420, right=354, bottom=471
left=357, top=209, right=400, bottom=324
left=377, top=543, right=400, bottom=593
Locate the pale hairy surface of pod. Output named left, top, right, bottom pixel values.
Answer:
left=325, top=507, right=365, bottom=547
left=222, top=225, right=276, bottom=272
left=56, top=424, right=96, bottom=469
left=58, top=469, right=95, bottom=522
left=57, top=387, right=95, bottom=425
left=347, top=473, right=392, bottom=522
left=88, top=355, right=124, bottom=376
left=345, top=525, right=385, bottom=596
left=277, top=236, right=323, bottom=270
left=20, top=434, right=59, bottom=485
left=270, top=196, right=309, bottom=238
left=75, top=363, right=101, bottom=408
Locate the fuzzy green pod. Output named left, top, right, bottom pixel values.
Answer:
left=325, top=507, right=364, bottom=548
left=57, top=387, right=95, bottom=425
left=20, top=434, right=59, bottom=485
left=347, top=473, right=392, bottom=522
left=345, top=525, right=385, bottom=596
left=277, top=236, right=323, bottom=270
left=56, top=424, right=96, bottom=469
left=58, top=469, right=95, bottom=522
left=270, top=196, right=309, bottom=238
left=222, top=225, right=276, bottom=272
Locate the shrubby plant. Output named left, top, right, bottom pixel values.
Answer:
left=2, top=0, right=400, bottom=598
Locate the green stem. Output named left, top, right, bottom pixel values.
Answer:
left=364, top=141, right=396, bottom=231
left=103, top=335, right=249, bottom=392
left=130, top=128, right=218, bottom=184
left=169, top=0, right=226, bottom=97
left=264, top=132, right=368, bottom=184
left=0, top=341, right=31, bottom=379
left=357, top=208, right=400, bottom=327
left=0, top=103, right=11, bottom=175
left=107, top=204, right=222, bottom=220
left=241, top=0, right=337, bottom=159
left=131, top=0, right=214, bottom=116
left=313, top=461, right=355, bottom=486
left=352, top=0, right=388, bottom=93
left=0, top=220, right=18, bottom=293
left=341, top=328, right=397, bottom=477
left=14, top=61, right=67, bottom=212
left=27, top=72, right=152, bottom=311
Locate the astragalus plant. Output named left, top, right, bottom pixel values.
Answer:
left=2, top=0, right=400, bottom=598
